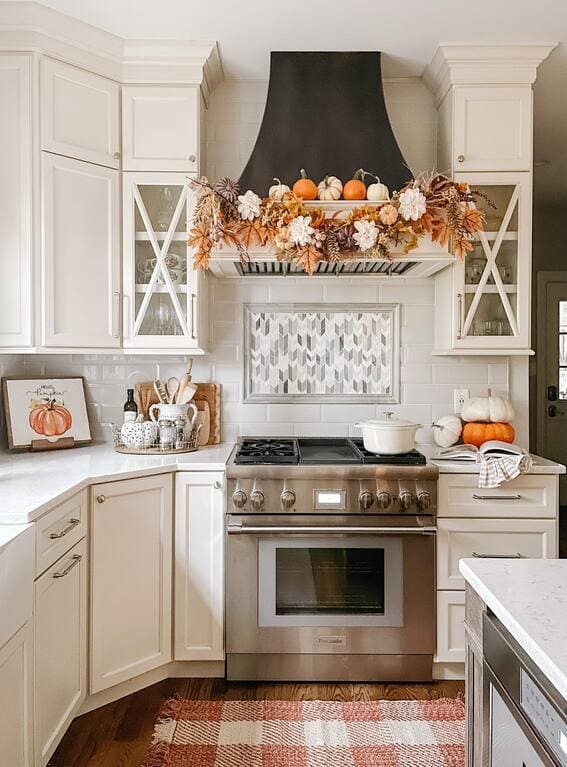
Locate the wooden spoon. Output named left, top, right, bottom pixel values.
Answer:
left=166, top=376, right=179, bottom=404
left=153, top=379, right=168, bottom=404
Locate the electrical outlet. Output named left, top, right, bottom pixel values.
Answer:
left=453, top=388, right=469, bottom=415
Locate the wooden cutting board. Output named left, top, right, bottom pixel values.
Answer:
left=134, top=382, right=159, bottom=420
left=194, top=400, right=211, bottom=446
left=193, top=383, right=221, bottom=444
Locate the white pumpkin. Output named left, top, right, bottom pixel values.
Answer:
left=120, top=414, right=158, bottom=448
left=317, top=175, right=343, bottom=201
left=461, top=395, right=515, bottom=424
left=366, top=178, right=390, bottom=202
left=268, top=178, right=291, bottom=201
left=433, top=415, right=463, bottom=448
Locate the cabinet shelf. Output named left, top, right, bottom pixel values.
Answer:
left=464, top=284, right=517, bottom=293
left=135, top=284, right=188, bottom=293
left=135, top=232, right=187, bottom=241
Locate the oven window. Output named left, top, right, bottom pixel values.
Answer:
left=275, top=547, right=385, bottom=616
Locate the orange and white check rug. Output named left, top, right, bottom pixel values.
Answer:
left=142, top=698, right=465, bottom=766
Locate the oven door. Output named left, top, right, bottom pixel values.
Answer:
left=226, top=514, right=435, bottom=657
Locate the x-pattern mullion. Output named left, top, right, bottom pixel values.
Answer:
left=462, top=186, right=519, bottom=338
left=132, top=184, right=190, bottom=338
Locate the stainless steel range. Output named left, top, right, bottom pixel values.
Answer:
left=225, top=437, right=438, bottom=682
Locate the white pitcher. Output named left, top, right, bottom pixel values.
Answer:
left=149, top=402, right=198, bottom=434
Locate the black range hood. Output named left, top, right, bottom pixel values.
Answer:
left=238, top=51, right=410, bottom=194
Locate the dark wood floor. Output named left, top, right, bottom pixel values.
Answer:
left=49, top=677, right=464, bottom=767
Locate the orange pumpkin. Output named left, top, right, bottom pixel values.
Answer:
left=462, top=421, right=515, bottom=448
left=343, top=169, right=367, bottom=200
left=292, top=169, right=317, bottom=200
left=29, top=399, right=72, bottom=437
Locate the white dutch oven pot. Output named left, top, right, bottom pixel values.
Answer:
left=355, top=412, right=421, bottom=455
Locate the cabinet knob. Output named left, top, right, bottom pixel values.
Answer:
left=457, top=154, right=465, bottom=163
left=113, top=151, right=121, bottom=160
left=96, top=494, right=106, bottom=504
left=188, top=154, right=196, bottom=163
left=214, top=481, right=222, bottom=490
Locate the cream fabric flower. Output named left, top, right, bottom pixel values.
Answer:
left=237, top=190, right=261, bottom=220
left=288, top=216, right=315, bottom=247
left=398, top=187, right=427, bottom=221
left=353, top=219, right=378, bottom=251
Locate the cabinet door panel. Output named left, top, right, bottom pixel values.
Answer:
left=0, top=623, right=33, bottom=767
left=41, top=58, right=119, bottom=168
left=454, top=86, right=532, bottom=172
left=438, top=518, right=556, bottom=590
left=174, top=472, right=224, bottom=660
left=436, top=590, right=465, bottom=663
left=42, top=153, right=120, bottom=348
left=90, top=475, right=172, bottom=693
left=34, top=539, right=87, bottom=767
left=122, top=86, right=199, bottom=171
left=0, top=55, right=32, bottom=347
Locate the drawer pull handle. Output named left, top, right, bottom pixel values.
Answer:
left=53, top=554, right=82, bottom=578
left=214, top=481, right=222, bottom=489
left=472, top=552, right=522, bottom=559
left=49, top=518, right=80, bottom=539
left=96, top=495, right=106, bottom=504
left=472, top=494, right=522, bottom=501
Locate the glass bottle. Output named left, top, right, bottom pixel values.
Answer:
left=123, top=389, right=138, bottom=423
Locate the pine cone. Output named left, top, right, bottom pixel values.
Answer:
left=336, top=223, right=356, bottom=251
left=214, top=177, right=240, bottom=203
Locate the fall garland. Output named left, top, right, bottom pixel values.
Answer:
left=188, top=174, right=486, bottom=275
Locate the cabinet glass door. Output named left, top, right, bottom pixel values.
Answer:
left=455, top=174, right=530, bottom=349
left=124, top=175, right=201, bottom=348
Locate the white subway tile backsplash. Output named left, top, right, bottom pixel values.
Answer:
left=223, top=403, right=267, bottom=423
left=268, top=404, right=321, bottom=422
left=294, top=423, right=349, bottom=437
left=321, top=404, right=377, bottom=423
left=431, top=364, right=488, bottom=385
left=268, top=283, right=324, bottom=303
left=380, top=283, right=435, bottom=306
left=403, top=384, right=454, bottom=405
left=401, top=364, right=432, bottom=384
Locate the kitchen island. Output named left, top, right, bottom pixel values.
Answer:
left=460, top=557, right=567, bottom=766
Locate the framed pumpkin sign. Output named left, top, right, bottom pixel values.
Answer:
left=2, top=377, right=92, bottom=450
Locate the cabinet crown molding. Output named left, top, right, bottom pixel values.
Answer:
left=424, top=42, right=557, bottom=103
left=0, top=1, right=223, bottom=102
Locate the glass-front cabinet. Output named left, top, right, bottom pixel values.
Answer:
left=122, top=173, right=208, bottom=352
left=435, top=172, right=531, bottom=353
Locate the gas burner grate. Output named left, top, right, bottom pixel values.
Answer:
left=349, top=439, right=427, bottom=466
left=235, top=438, right=299, bottom=465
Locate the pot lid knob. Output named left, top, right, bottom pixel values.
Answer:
left=383, top=411, right=393, bottom=420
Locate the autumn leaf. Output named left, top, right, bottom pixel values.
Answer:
left=453, top=237, right=474, bottom=260
left=188, top=225, right=212, bottom=253
left=295, top=245, right=322, bottom=275
left=237, top=219, right=268, bottom=249
left=193, top=248, right=211, bottom=270
left=462, top=206, right=484, bottom=235
left=431, top=219, right=452, bottom=247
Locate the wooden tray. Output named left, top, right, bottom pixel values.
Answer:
left=193, top=383, right=221, bottom=444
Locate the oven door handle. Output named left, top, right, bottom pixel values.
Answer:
left=226, top=524, right=437, bottom=536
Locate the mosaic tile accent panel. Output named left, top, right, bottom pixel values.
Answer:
left=244, top=304, right=400, bottom=402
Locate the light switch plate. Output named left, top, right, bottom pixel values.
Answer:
left=453, top=388, right=469, bottom=414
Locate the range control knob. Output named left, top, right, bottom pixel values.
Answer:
left=398, top=491, right=415, bottom=511
left=358, top=491, right=374, bottom=511
left=417, top=491, right=432, bottom=512
left=280, top=489, right=296, bottom=510
left=232, top=490, right=247, bottom=509
left=249, top=489, right=265, bottom=511
left=376, top=491, right=392, bottom=510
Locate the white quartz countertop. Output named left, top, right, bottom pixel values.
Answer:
left=460, top=558, right=567, bottom=700
left=0, top=443, right=235, bottom=523
left=420, top=445, right=565, bottom=474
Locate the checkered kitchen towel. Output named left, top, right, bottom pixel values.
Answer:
left=477, top=450, right=533, bottom=489
left=142, top=698, right=465, bottom=767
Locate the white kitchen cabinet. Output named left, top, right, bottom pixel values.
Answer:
left=437, top=518, right=557, bottom=591
left=0, top=622, right=34, bottom=767
left=123, top=173, right=209, bottom=352
left=90, top=474, right=173, bottom=693
left=122, top=86, right=200, bottom=172
left=174, top=472, right=224, bottom=661
left=449, top=86, right=532, bottom=173
left=435, top=172, right=532, bottom=353
left=41, top=57, right=120, bottom=169
left=35, top=490, right=87, bottom=577
left=41, top=152, right=121, bottom=348
left=0, top=54, right=32, bottom=348
left=436, top=591, right=466, bottom=664
left=34, top=539, right=87, bottom=767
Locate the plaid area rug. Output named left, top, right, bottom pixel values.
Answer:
left=142, top=698, right=465, bottom=766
